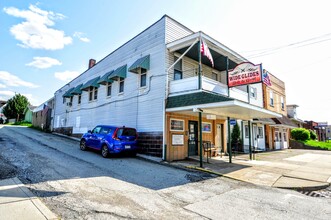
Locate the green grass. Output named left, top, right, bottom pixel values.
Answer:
left=7, top=121, right=33, bottom=127
left=303, top=140, right=331, bottom=150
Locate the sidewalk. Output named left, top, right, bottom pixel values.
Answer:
left=0, top=178, right=57, bottom=220
left=169, top=149, right=331, bottom=191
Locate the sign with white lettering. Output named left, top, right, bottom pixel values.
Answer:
left=228, top=62, right=262, bottom=87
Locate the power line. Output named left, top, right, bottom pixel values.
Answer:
left=242, top=32, right=331, bottom=59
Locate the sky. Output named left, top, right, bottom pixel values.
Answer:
left=0, top=0, right=330, bottom=123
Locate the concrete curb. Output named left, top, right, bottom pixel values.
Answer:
left=52, top=132, right=80, bottom=142
left=0, top=178, right=58, bottom=220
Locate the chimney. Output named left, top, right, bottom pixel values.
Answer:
left=88, top=59, right=96, bottom=69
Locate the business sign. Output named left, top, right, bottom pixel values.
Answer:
left=228, top=62, right=262, bottom=87
left=230, top=119, right=236, bottom=125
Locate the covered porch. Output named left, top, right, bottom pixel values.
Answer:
left=164, top=91, right=281, bottom=165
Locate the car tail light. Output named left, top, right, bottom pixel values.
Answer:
left=135, top=132, right=138, bottom=141
left=112, top=128, right=120, bottom=140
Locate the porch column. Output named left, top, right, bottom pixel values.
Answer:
left=198, top=37, right=202, bottom=90
left=227, top=117, right=232, bottom=163
left=199, top=111, right=203, bottom=167
left=248, top=120, right=252, bottom=160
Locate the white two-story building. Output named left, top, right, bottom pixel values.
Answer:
left=53, top=15, right=280, bottom=161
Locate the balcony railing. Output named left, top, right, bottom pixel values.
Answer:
left=169, top=76, right=249, bottom=103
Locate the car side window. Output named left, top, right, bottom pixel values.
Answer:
left=92, top=126, right=102, bottom=134
left=100, top=127, right=111, bottom=134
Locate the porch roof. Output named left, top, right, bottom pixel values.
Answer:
left=271, top=115, right=298, bottom=128
left=166, top=32, right=248, bottom=71
left=166, top=91, right=281, bottom=120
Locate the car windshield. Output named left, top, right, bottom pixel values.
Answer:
left=117, top=128, right=136, bottom=136
left=92, top=127, right=102, bottom=134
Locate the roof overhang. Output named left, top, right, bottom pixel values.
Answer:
left=166, top=99, right=281, bottom=120
left=167, top=32, right=248, bottom=71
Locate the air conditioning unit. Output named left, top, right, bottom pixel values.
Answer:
left=66, top=102, right=72, bottom=107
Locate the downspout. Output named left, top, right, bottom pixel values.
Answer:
left=162, top=38, right=199, bottom=161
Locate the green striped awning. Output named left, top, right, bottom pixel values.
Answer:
left=71, top=84, right=83, bottom=95
left=62, top=87, right=75, bottom=98
left=129, top=55, right=150, bottom=73
left=81, top=76, right=100, bottom=91
left=109, top=65, right=127, bottom=80
left=97, top=70, right=114, bottom=85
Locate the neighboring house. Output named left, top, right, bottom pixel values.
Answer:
left=287, top=104, right=305, bottom=128
left=24, top=105, right=36, bottom=123
left=32, top=98, right=54, bottom=131
left=304, top=121, right=328, bottom=141
left=326, top=125, right=331, bottom=140
left=261, top=71, right=297, bottom=150
left=52, top=15, right=281, bottom=161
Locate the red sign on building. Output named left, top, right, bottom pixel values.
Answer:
left=228, top=62, right=262, bottom=87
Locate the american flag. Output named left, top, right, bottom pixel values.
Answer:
left=262, top=70, right=272, bottom=86
left=201, top=39, right=214, bottom=67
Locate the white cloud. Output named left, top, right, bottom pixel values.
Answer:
left=0, top=84, right=6, bottom=88
left=0, top=90, right=15, bottom=101
left=22, top=93, right=39, bottom=106
left=3, top=5, right=72, bottom=50
left=0, top=71, right=39, bottom=88
left=26, top=57, right=62, bottom=69
left=54, top=70, right=79, bottom=82
left=73, top=32, right=90, bottom=43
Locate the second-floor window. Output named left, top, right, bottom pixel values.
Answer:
left=78, top=94, right=81, bottom=104
left=281, top=96, right=284, bottom=110
left=70, top=96, right=73, bottom=103
left=250, top=87, right=257, bottom=99
left=94, top=88, right=98, bottom=100
left=269, top=90, right=274, bottom=106
left=174, top=56, right=182, bottom=80
left=107, top=82, right=112, bottom=96
left=89, top=87, right=97, bottom=101
left=140, top=69, right=147, bottom=87
left=89, top=88, right=93, bottom=101
left=119, top=78, right=124, bottom=93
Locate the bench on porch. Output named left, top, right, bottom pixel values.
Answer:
left=202, top=141, right=223, bottom=158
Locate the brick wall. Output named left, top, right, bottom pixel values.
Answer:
left=138, top=132, right=163, bottom=157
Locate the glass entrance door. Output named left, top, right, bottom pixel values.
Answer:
left=188, top=121, right=198, bottom=156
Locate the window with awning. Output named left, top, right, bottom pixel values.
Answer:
left=109, top=65, right=127, bottom=80
left=97, top=70, right=114, bottom=85
left=71, top=84, right=83, bottom=95
left=81, top=76, right=101, bottom=91
left=128, top=55, right=150, bottom=74
left=62, top=87, right=75, bottom=98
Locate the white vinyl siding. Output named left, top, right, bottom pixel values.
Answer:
left=53, top=16, right=168, bottom=133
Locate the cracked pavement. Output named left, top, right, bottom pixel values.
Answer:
left=0, top=125, right=330, bottom=219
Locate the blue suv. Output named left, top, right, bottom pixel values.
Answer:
left=80, top=125, right=138, bottom=158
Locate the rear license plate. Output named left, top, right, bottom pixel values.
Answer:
left=125, top=145, right=131, bottom=149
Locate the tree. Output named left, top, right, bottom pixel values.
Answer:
left=309, top=129, right=317, bottom=140
left=231, top=122, right=241, bottom=150
left=2, top=94, right=29, bottom=122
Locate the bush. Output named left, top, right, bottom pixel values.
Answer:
left=291, top=128, right=310, bottom=141
left=309, top=130, right=317, bottom=140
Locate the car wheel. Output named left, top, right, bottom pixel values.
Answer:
left=80, top=140, right=87, bottom=151
left=101, top=145, right=109, bottom=158
left=130, top=151, right=137, bottom=157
